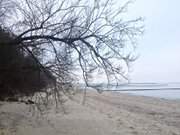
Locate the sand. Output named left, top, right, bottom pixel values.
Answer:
left=1, top=90, right=180, bottom=135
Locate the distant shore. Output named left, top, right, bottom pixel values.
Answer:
left=1, top=90, right=180, bottom=135
left=80, top=82, right=180, bottom=100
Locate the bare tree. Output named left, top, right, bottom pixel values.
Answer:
left=0, top=0, right=143, bottom=105
left=0, top=0, right=16, bottom=27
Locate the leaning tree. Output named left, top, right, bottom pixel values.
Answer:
left=0, top=0, right=143, bottom=104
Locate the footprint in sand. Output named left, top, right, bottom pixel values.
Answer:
left=127, top=126, right=140, bottom=135
left=129, top=126, right=135, bottom=129
left=107, top=113, right=113, bottom=119
left=116, top=118, right=124, bottom=128
left=131, top=130, right=139, bottom=135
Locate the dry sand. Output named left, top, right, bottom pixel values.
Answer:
left=1, top=90, right=180, bottom=135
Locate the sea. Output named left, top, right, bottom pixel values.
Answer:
left=82, top=82, right=180, bottom=100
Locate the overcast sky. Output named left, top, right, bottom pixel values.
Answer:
left=124, top=0, right=180, bottom=83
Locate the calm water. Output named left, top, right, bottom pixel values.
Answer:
left=89, top=82, right=180, bottom=100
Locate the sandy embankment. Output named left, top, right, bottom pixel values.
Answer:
left=1, top=90, right=180, bottom=135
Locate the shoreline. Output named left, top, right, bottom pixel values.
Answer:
left=110, top=90, right=180, bottom=102
left=95, top=89, right=180, bottom=101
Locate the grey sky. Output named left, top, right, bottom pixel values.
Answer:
left=124, top=0, right=180, bottom=82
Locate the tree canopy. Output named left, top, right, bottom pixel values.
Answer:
left=0, top=0, right=143, bottom=102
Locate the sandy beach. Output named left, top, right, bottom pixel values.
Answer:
left=1, top=90, right=180, bottom=135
